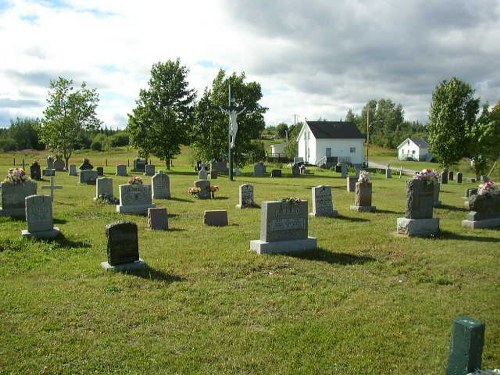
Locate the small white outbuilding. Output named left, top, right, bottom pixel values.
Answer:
left=397, top=137, right=432, bottom=161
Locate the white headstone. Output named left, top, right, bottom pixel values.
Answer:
left=96, top=177, right=114, bottom=200
left=311, top=185, right=338, bottom=217
left=21, top=195, right=60, bottom=238
left=152, top=171, right=170, bottom=199
left=116, top=184, right=155, bottom=214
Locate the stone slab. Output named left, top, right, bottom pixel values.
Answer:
left=21, top=227, right=60, bottom=239
left=397, top=217, right=440, bottom=237
left=116, top=204, right=155, bottom=215
left=250, top=237, right=317, bottom=254
left=462, top=218, right=500, bottom=229
left=101, top=258, right=147, bottom=272
left=204, top=210, right=228, bottom=226
left=350, top=205, right=376, bottom=212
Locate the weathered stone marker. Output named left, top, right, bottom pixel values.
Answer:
left=101, top=221, right=146, bottom=271
left=447, top=316, right=485, bottom=375
left=148, top=207, right=168, bottom=230
left=310, top=185, right=338, bottom=217
left=203, top=210, right=228, bottom=226
left=21, top=195, right=60, bottom=239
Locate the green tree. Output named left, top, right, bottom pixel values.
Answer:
left=191, top=69, right=267, bottom=165
left=428, top=77, right=480, bottom=168
left=285, top=122, right=303, bottom=159
left=276, top=123, right=289, bottom=139
left=467, top=102, right=500, bottom=178
left=8, top=117, right=43, bottom=150
left=38, top=77, right=101, bottom=167
left=128, top=59, right=195, bottom=168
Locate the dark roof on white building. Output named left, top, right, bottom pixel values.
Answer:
left=306, top=121, right=365, bottom=139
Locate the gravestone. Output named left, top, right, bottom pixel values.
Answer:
left=346, top=177, right=357, bottom=192
left=209, top=170, right=218, bottom=179
left=79, top=158, right=93, bottom=170
left=116, top=164, right=127, bottom=176
left=250, top=200, right=317, bottom=254
left=456, top=172, right=463, bottom=184
left=41, top=176, right=62, bottom=200
left=310, top=185, right=338, bottom=217
left=133, top=158, right=146, bottom=172
left=43, top=168, right=55, bottom=177
left=271, top=169, right=282, bottom=177
left=198, top=165, right=208, bottom=180
left=96, top=166, right=104, bottom=176
left=152, top=171, right=170, bottom=199
left=446, top=316, right=485, bottom=375
left=144, top=164, right=155, bottom=176
left=462, top=193, right=500, bottom=229
left=148, top=207, right=168, bottom=230
left=341, top=164, right=348, bottom=178
left=291, top=164, right=300, bottom=177
left=236, top=184, right=256, bottom=209
left=30, top=162, right=41, bottom=180
left=448, top=171, right=454, bottom=181
left=54, top=157, right=65, bottom=171
left=210, top=160, right=229, bottom=173
left=79, top=170, right=98, bottom=184
left=235, top=166, right=241, bottom=176
left=385, top=168, right=392, bottom=179
left=116, top=184, right=155, bottom=214
left=254, top=162, right=266, bottom=177
left=204, top=210, right=228, bottom=226
left=350, top=182, right=376, bottom=212
left=466, top=188, right=478, bottom=199
left=68, top=164, right=78, bottom=176
left=0, top=180, right=38, bottom=218
left=194, top=180, right=211, bottom=199
left=95, top=177, right=114, bottom=200
left=46, top=156, right=54, bottom=170
left=101, top=221, right=146, bottom=271
left=441, top=168, right=449, bottom=184
left=21, top=195, right=60, bottom=238
left=397, top=179, right=439, bottom=236
left=433, top=182, right=442, bottom=207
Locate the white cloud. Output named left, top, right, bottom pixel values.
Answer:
left=1, top=0, right=499, bottom=128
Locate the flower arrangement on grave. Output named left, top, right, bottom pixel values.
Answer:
left=188, top=186, right=201, bottom=196
left=96, top=193, right=119, bottom=205
left=281, top=197, right=302, bottom=205
left=4, top=167, right=29, bottom=184
left=358, top=170, right=371, bottom=183
left=478, top=181, right=499, bottom=196
left=128, top=176, right=143, bottom=185
left=414, top=168, right=439, bottom=184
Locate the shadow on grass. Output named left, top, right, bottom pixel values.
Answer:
left=436, top=204, right=468, bottom=213
left=53, top=218, right=68, bottom=224
left=437, top=230, right=500, bottom=242
left=128, top=266, right=185, bottom=282
left=47, top=233, right=92, bottom=249
left=335, top=214, right=370, bottom=223
left=289, top=247, right=375, bottom=265
left=167, top=197, right=194, bottom=203
left=374, top=209, right=401, bottom=215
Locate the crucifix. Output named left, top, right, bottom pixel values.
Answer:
left=220, top=84, right=245, bottom=181
left=42, top=175, right=63, bottom=200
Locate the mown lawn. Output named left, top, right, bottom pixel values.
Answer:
left=0, top=149, right=498, bottom=374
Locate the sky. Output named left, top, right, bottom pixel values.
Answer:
left=1, top=0, right=499, bottom=129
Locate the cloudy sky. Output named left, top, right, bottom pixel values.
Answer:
left=1, top=0, right=499, bottom=129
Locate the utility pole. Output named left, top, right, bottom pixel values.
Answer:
left=366, top=108, right=370, bottom=168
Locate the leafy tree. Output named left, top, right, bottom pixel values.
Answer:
left=8, top=117, right=43, bottom=150
left=276, top=123, right=289, bottom=139
left=467, top=102, right=500, bottom=178
left=285, top=122, right=303, bottom=159
left=38, top=77, right=101, bottom=167
left=109, top=130, right=129, bottom=147
left=191, top=69, right=267, bottom=165
left=428, top=77, right=480, bottom=168
left=128, top=59, right=195, bottom=168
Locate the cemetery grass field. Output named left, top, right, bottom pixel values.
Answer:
left=0, top=149, right=499, bottom=374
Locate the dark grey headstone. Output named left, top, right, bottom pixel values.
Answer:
left=54, top=158, right=65, bottom=171
left=148, top=208, right=168, bottom=230
left=0, top=180, right=37, bottom=218
left=144, top=164, right=155, bottom=176
left=347, top=177, right=357, bottom=192
left=30, top=162, right=41, bottom=180
left=21, top=195, right=60, bottom=238
left=291, top=164, right=300, bottom=177
left=105, top=221, right=139, bottom=265
left=79, top=159, right=93, bottom=170
left=46, top=156, right=54, bottom=170
left=405, top=179, right=434, bottom=219
left=203, top=210, right=228, bottom=226
left=96, top=166, right=104, bottom=176
left=446, top=316, right=485, bottom=375
left=441, top=168, right=449, bottom=184
left=260, top=200, right=308, bottom=242
left=116, top=164, right=127, bottom=176
left=68, top=165, right=78, bottom=176
left=448, top=171, right=454, bottom=181
left=152, top=171, right=170, bottom=199
left=133, top=158, right=146, bottom=172
left=254, top=163, right=266, bottom=177
left=79, top=170, right=98, bottom=184
left=271, top=169, right=282, bottom=177
left=43, top=169, right=55, bottom=177
left=194, top=180, right=211, bottom=199
left=456, top=172, right=463, bottom=184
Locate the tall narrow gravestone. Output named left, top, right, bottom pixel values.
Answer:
left=21, top=195, right=60, bottom=238
left=254, top=162, right=266, bottom=177
left=101, top=221, right=146, bottom=271
left=446, top=316, right=485, bottom=375
left=236, top=184, right=257, bottom=209
left=250, top=200, right=317, bottom=254
left=350, top=181, right=376, bottom=212
left=346, top=177, right=357, bottom=192
left=152, top=171, right=170, bottom=199
left=397, top=179, right=440, bottom=236
left=310, top=185, right=338, bottom=217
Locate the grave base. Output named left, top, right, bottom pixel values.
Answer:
left=250, top=237, right=317, bottom=254
left=309, top=210, right=339, bottom=217
left=21, top=227, right=60, bottom=239
left=434, top=201, right=442, bottom=207
left=116, top=204, right=155, bottom=215
left=101, top=258, right=147, bottom=272
left=397, top=217, right=440, bottom=237
left=462, top=218, right=500, bottom=229
left=350, top=205, right=376, bottom=212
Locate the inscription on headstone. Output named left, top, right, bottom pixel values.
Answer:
left=152, top=171, right=170, bottom=199
left=311, top=185, right=337, bottom=217
left=21, top=195, right=60, bottom=238
left=0, top=180, right=37, bottom=218
left=236, top=184, right=256, bottom=209
left=117, top=184, right=155, bottom=214
left=102, top=221, right=146, bottom=271
left=96, top=177, right=114, bottom=200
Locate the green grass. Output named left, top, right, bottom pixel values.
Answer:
left=0, top=149, right=499, bottom=374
